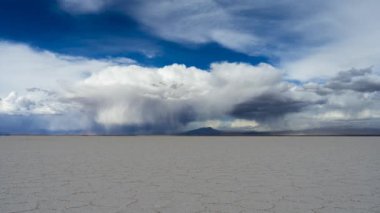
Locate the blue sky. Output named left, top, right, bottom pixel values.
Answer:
left=0, top=0, right=380, bottom=134
left=0, top=0, right=269, bottom=68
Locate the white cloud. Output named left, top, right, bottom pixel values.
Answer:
left=57, top=0, right=260, bottom=54
left=230, top=119, right=259, bottom=129
left=186, top=118, right=259, bottom=131
left=0, top=41, right=114, bottom=97
left=0, top=90, right=64, bottom=115
left=68, top=62, right=286, bottom=130
left=1, top=41, right=380, bottom=133
left=282, top=0, right=380, bottom=80
left=57, top=0, right=380, bottom=81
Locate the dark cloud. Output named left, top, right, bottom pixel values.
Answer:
left=230, top=93, right=321, bottom=121
left=326, top=68, right=380, bottom=92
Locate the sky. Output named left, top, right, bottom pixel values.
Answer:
left=0, top=0, right=380, bottom=134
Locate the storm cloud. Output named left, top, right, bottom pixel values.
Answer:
left=325, top=68, right=380, bottom=93
left=65, top=62, right=295, bottom=133
left=1, top=42, right=380, bottom=134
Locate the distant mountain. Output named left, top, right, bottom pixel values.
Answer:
left=180, top=127, right=267, bottom=136
left=180, top=127, right=223, bottom=136
left=180, top=127, right=380, bottom=136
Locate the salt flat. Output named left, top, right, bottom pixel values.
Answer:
left=0, top=136, right=379, bottom=213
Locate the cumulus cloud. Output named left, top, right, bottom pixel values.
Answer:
left=0, top=41, right=124, bottom=97
left=1, top=42, right=380, bottom=134
left=275, top=68, right=380, bottom=130
left=325, top=68, right=380, bottom=92
left=0, top=89, right=66, bottom=115
left=66, top=62, right=306, bottom=133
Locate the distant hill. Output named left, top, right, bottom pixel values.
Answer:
left=180, top=127, right=268, bottom=136
left=180, top=127, right=223, bottom=136
left=180, top=127, right=380, bottom=136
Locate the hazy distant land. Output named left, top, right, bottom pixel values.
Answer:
left=2, top=126, right=380, bottom=136
left=0, top=136, right=379, bottom=213
left=180, top=127, right=380, bottom=136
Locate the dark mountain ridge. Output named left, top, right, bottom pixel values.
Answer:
left=180, top=127, right=380, bottom=136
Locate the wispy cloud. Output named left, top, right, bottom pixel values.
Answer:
left=57, top=0, right=380, bottom=81
left=58, top=0, right=108, bottom=13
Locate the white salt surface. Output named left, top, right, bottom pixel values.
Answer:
left=0, top=136, right=379, bottom=213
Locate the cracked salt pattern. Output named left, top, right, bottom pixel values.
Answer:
left=0, top=136, right=379, bottom=213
